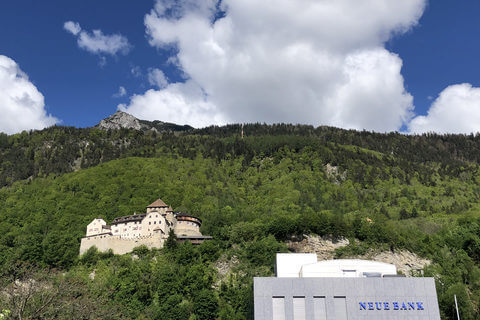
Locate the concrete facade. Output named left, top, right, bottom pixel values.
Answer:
left=254, top=254, right=440, bottom=320
left=79, top=198, right=211, bottom=255
left=254, top=277, right=441, bottom=320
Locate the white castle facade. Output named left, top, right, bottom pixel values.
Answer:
left=79, top=198, right=211, bottom=255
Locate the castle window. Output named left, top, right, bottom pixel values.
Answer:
left=149, top=222, right=151, bottom=225
left=154, top=221, right=156, bottom=224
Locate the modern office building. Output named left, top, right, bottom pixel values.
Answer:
left=254, top=253, right=440, bottom=320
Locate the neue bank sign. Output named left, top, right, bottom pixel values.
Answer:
left=359, top=301, right=424, bottom=311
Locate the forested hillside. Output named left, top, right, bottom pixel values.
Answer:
left=1, top=123, right=480, bottom=319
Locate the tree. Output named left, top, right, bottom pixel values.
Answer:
left=165, top=229, right=178, bottom=250
left=193, top=289, right=218, bottom=320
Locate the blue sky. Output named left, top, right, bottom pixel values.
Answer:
left=387, top=0, right=480, bottom=128
left=1, top=0, right=480, bottom=134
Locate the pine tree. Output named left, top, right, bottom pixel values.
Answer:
left=165, top=229, right=177, bottom=250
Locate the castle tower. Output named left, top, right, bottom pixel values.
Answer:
left=174, top=213, right=202, bottom=237
left=166, top=206, right=175, bottom=226
left=146, top=198, right=169, bottom=214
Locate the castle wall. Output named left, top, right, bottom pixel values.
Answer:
left=174, top=220, right=202, bottom=236
left=80, top=234, right=165, bottom=255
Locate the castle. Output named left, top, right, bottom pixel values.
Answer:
left=79, top=198, right=211, bottom=255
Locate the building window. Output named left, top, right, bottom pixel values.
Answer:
left=272, top=297, right=285, bottom=320
left=154, top=221, right=156, bottom=224
left=293, top=297, right=306, bottom=320
left=334, top=297, right=348, bottom=320
left=149, top=222, right=151, bottom=225
left=313, top=297, right=327, bottom=320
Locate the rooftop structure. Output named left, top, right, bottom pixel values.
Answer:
left=276, top=253, right=398, bottom=278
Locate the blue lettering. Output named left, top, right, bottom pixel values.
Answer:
left=358, top=300, right=425, bottom=312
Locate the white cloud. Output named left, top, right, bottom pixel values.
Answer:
left=113, top=86, right=127, bottom=98
left=0, top=55, right=58, bottom=134
left=409, top=84, right=480, bottom=134
left=64, top=21, right=81, bottom=36
left=120, top=0, right=426, bottom=130
left=64, top=21, right=131, bottom=56
left=148, top=68, right=168, bottom=88
left=118, top=80, right=226, bottom=127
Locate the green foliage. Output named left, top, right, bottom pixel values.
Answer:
left=165, top=229, right=178, bottom=250
left=4, top=124, right=480, bottom=318
left=193, top=289, right=219, bottom=320
left=244, top=235, right=287, bottom=268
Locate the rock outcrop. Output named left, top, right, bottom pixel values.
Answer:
left=97, top=111, right=143, bottom=130
left=287, top=234, right=431, bottom=277
left=96, top=111, right=194, bottom=132
left=287, top=234, right=350, bottom=260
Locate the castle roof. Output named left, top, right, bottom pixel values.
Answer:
left=112, top=214, right=146, bottom=225
left=175, top=212, right=202, bottom=224
left=147, top=199, right=168, bottom=208
left=167, top=206, right=173, bottom=212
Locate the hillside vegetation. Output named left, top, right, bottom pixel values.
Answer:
left=1, top=124, right=480, bottom=319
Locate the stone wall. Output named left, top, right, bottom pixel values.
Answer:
left=174, top=220, right=201, bottom=236
left=80, top=234, right=165, bottom=255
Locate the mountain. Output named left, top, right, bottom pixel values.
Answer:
left=2, top=118, right=480, bottom=318
left=96, top=111, right=193, bottom=132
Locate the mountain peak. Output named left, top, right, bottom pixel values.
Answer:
left=96, top=111, right=194, bottom=132
left=97, top=111, right=143, bottom=130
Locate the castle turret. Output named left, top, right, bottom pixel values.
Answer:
left=174, top=212, right=202, bottom=236
left=146, top=198, right=168, bottom=214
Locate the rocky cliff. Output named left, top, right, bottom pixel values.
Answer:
left=96, top=111, right=193, bottom=132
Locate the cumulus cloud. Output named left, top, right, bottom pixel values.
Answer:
left=120, top=0, right=426, bottom=130
left=64, top=21, right=131, bottom=56
left=0, top=55, right=57, bottom=134
left=64, top=21, right=81, bottom=36
left=113, top=86, right=127, bottom=98
left=409, top=84, right=480, bottom=134
left=148, top=68, right=168, bottom=88
left=118, top=80, right=226, bottom=127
